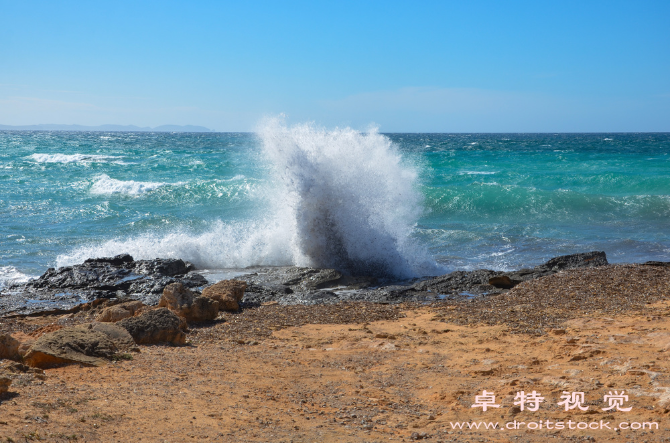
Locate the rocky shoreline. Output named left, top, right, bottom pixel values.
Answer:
left=1, top=252, right=670, bottom=441
left=0, top=251, right=618, bottom=317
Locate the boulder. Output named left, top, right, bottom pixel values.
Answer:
left=96, top=300, right=144, bottom=322
left=117, top=308, right=186, bottom=345
left=23, top=325, right=120, bottom=368
left=201, top=280, right=247, bottom=312
left=159, top=283, right=219, bottom=321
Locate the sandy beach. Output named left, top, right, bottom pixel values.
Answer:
left=1, top=263, right=669, bottom=442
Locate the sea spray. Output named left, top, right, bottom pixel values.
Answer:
left=258, top=118, right=438, bottom=277
left=56, top=121, right=439, bottom=278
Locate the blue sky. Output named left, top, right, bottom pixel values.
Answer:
left=1, top=0, right=669, bottom=132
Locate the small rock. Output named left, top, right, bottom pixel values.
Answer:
left=0, top=374, right=11, bottom=394
left=488, top=275, right=516, bottom=289
left=159, top=283, right=219, bottom=321
left=118, top=308, right=186, bottom=345
left=201, top=280, right=246, bottom=312
left=0, top=361, right=44, bottom=375
left=551, top=328, right=567, bottom=335
left=96, top=300, right=145, bottom=322
left=0, top=333, right=21, bottom=361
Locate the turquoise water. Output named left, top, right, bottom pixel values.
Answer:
left=1, top=128, right=669, bottom=286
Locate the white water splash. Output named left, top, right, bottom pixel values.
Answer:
left=0, top=266, right=35, bottom=290
left=257, top=118, right=437, bottom=277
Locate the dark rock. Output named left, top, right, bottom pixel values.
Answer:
left=0, top=251, right=612, bottom=316
left=489, top=275, right=517, bottom=289
left=643, top=261, right=670, bottom=267
left=118, top=308, right=186, bottom=345
left=133, top=258, right=189, bottom=277
left=84, top=253, right=134, bottom=266
left=1, top=255, right=208, bottom=316
left=539, top=251, right=608, bottom=271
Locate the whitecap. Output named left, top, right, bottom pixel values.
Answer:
left=90, top=174, right=172, bottom=195
left=28, top=153, right=119, bottom=164
left=459, top=171, right=496, bottom=175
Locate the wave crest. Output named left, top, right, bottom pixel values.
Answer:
left=90, top=174, right=170, bottom=195
left=29, top=153, right=119, bottom=163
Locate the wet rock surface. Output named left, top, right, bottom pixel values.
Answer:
left=238, top=251, right=609, bottom=306
left=1, top=251, right=609, bottom=316
left=0, top=254, right=207, bottom=316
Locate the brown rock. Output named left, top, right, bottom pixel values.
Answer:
left=0, top=374, right=11, bottom=394
left=159, top=282, right=195, bottom=315
left=118, top=308, right=186, bottom=345
left=189, top=296, right=219, bottom=322
left=0, top=334, right=21, bottom=361
left=488, top=275, right=516, bottom=289
left=0, top=332, right=38, bottom=361
left=201, top=279, right=246, bottom=312
left=24, top=325, right=119, bottom=368
left=90, top=322, right=139, bottom=352
left=96, top=300, right=145, bottom=322
left=0, top=360, right=44, bottom=375
left=159, top=283, right=219, bottom=321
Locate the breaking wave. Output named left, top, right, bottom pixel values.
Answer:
left=58, top=119, right=440, bottom=278
left=257, top=118, right=438, bottom=277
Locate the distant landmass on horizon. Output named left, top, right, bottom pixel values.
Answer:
left=0, top=124, right=212, bottom=132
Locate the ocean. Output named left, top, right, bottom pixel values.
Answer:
left=1, top=121, right=669, bottom=288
